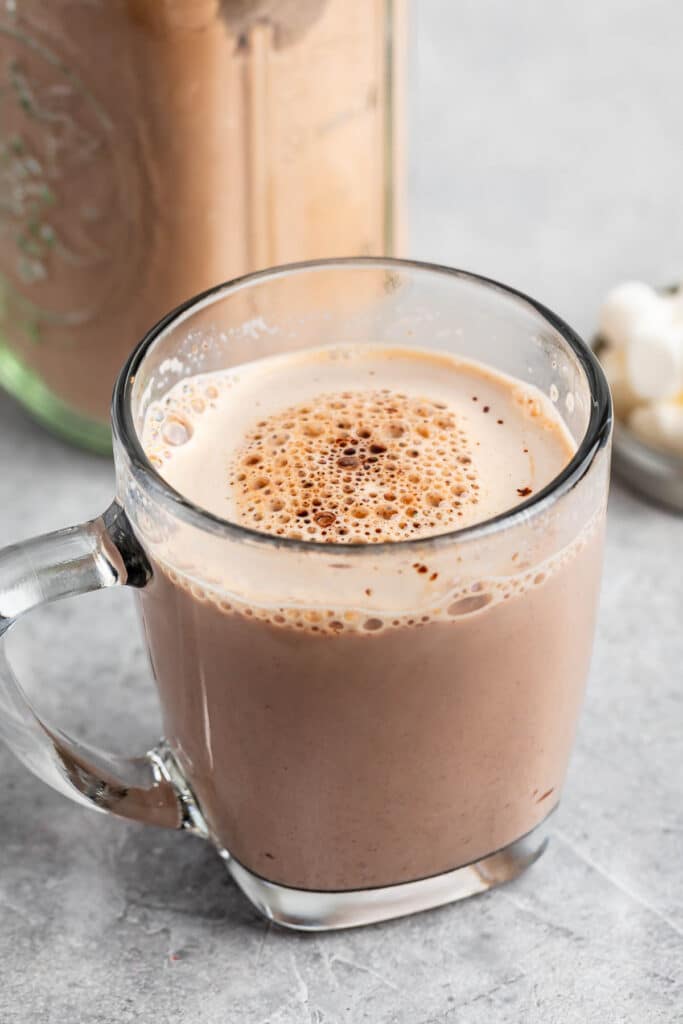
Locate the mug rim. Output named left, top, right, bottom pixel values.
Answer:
left=112, top=257, right=612, bottom=554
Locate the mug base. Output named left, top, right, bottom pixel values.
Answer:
left=219, top=815, right=553, bottom=931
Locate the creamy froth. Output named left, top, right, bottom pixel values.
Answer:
left=142, top=345, right=575, bottom=541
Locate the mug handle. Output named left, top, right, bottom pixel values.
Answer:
left=0, top=501, right=204, bottom=834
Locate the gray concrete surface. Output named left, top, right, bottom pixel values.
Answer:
left=1, top=1, right=683, bottom=1020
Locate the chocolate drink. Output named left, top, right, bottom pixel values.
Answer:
left=137, top=346, right=604, bottom=891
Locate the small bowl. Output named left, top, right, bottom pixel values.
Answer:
left=593, top=334, right=683, bottom=513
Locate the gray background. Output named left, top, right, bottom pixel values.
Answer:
left=2, top=2, right=683, bottom=1021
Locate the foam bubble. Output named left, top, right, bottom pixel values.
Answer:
left=162, top=413, right=193, bottom=447
left=229, top=389, right=481, bottom=543
left=447, top=593, right=493, bottom=617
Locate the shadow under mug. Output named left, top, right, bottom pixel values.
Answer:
left=0, top=259, right=612, bottom=931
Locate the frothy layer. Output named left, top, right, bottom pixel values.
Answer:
left=153, top=507, right=601, bottom=635
left=231, top=388, right=480, bottom=541
left=142, top=345, right=576, bottom=541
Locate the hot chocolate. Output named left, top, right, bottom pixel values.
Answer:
left=137, top=346, right=604, bottom=890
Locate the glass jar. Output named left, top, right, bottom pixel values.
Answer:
left=0, top=0, right=405, bottom=450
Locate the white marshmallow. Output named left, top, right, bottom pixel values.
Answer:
left=670, top=285, right=683, bottom=322
left=629, top=400, right=683, bottom=455
left=598, top=281, right=661, bottom=349
left=599, top=344, right=640, bottom=419
left=626, top=318, right=683, bottom=401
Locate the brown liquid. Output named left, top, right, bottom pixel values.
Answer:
left=140, top=532, right=602, bottom=890
left=137, top=349, right=605, bottom=890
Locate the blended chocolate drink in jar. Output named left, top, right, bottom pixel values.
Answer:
left=0, top=1, right=403, bottom=448
left=137, top=345, right=604, bottom=892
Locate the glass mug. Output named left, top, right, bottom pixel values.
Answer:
left=0, top=259, right=612, bottom=931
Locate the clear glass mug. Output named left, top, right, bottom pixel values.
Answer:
left=0, top=259, right=612, bottom=931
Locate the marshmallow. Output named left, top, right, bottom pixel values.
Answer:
left=599, top=345, right=640, bottom=419
left=629, top=398, right=683, bottom=455
left=670, top=285, right=683, bottom=322
left=626, top=319, right=683, bottom=401
left=598, top=281, right=661, bottom=349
